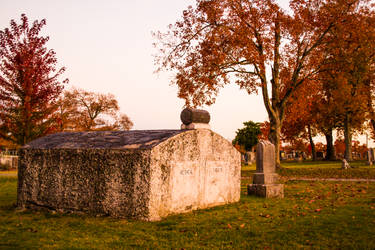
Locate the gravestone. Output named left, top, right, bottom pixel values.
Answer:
left=0, top=155, right=18, bottom=170
left=316, top=151, right=324, bottom=159
left=17, top=109, right=241, bottom=221
left=280, top=151, right=286, bottom=160
left=342, top=159, right=350, bottom=169
left=247, top=141, right=284, bottom=198
left=242, top=151, right=255, bottom=165
left=241, top=154, right=246, bottom=164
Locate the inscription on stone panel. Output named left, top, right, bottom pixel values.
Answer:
left=180, top=169, right=193, bottom=176
left=213, top=167, right=223, bottom=173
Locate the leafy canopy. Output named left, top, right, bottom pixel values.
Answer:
left=0, top=14, right=67, bottom=146
left=154, top=0, right=363, bottom=166
left=56, top=88, right=133, bottom=132
left=232, top=121, right=261, bottom=151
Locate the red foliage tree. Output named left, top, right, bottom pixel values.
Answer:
left=259, top=121, right=270, bottom=141
left=0, top=14, right=67, bottom=146
left=154, top=0, right=361, bottom=167
left=282, top=77, right=322, bottom=160
left=320, top=7, right=375, bottom=161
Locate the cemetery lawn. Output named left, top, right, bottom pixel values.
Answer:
left=1, top=166, right=375, bottom=249
left=242, top=160, right=375, bottom=179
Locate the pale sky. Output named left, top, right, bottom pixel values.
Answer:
left=0, top=0, right=371, bottom=145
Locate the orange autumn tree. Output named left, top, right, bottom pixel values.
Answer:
left=320, top=7, right=375, bottom=161
left=56, top=88, right=133, bottom=132
left=154, top=0, right=358, bottom=167
left=282, top=77, right=322, bottom=161
left=283, top=73, right=340, bottom=161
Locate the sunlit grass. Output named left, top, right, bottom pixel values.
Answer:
left=1, top=165, right=375, bottom=248
left=0, top=170, right=17, bottom=175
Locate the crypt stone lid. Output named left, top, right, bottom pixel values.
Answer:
left=23, top=130, right=186, bottom=150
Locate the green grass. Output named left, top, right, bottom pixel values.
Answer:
left=241, top=160, right=375, bottom=179
left=1, top=168, right=375, bottom=248
left=279, top=160, right=375, bottom=179
left=281, top=160, right=367, bottom=169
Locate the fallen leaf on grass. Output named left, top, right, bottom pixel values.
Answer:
left=227, top=223, right=232, bottom=229
left=259, top=213, right=271, bottom=218
left=240, top=223, right=245, bottom=228
left=315, top=208, right=322, bottom=212
left=26, top=228, right=38, bottom=233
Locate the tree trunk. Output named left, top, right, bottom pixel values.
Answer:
left=324, top=129, right=336, bottom=161
left=371, top=119, right=375, bottom=133
left=344, top=112, right=352, bottom=161
left=308, top=125, right=317, bottom=161
left=268, top=116, right=281, bottom=169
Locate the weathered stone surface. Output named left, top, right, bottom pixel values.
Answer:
left=23, top=130, right=184, bottom=150
left=248, top=140, right=284, bottom=198
left=180, top=108, right=210, bottom=125
left=18, top=129, right=240, bottom=221
left=255, top=141, right=275, bottom=174
left=252, top=173, right=279, bottom=184
left=181, top=123, right=211, bottom=130
left=247, top=184, right=284, bottom=198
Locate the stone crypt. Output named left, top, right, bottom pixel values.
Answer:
left=17, top=108, right=241, bottom=221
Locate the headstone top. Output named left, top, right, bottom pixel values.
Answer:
left=259, top=140, right=273, bottom=146
left=256, top=140, right=275, bottom=173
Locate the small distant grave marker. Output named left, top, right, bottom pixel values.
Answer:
left=342, top=159, right=351, bottom=169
